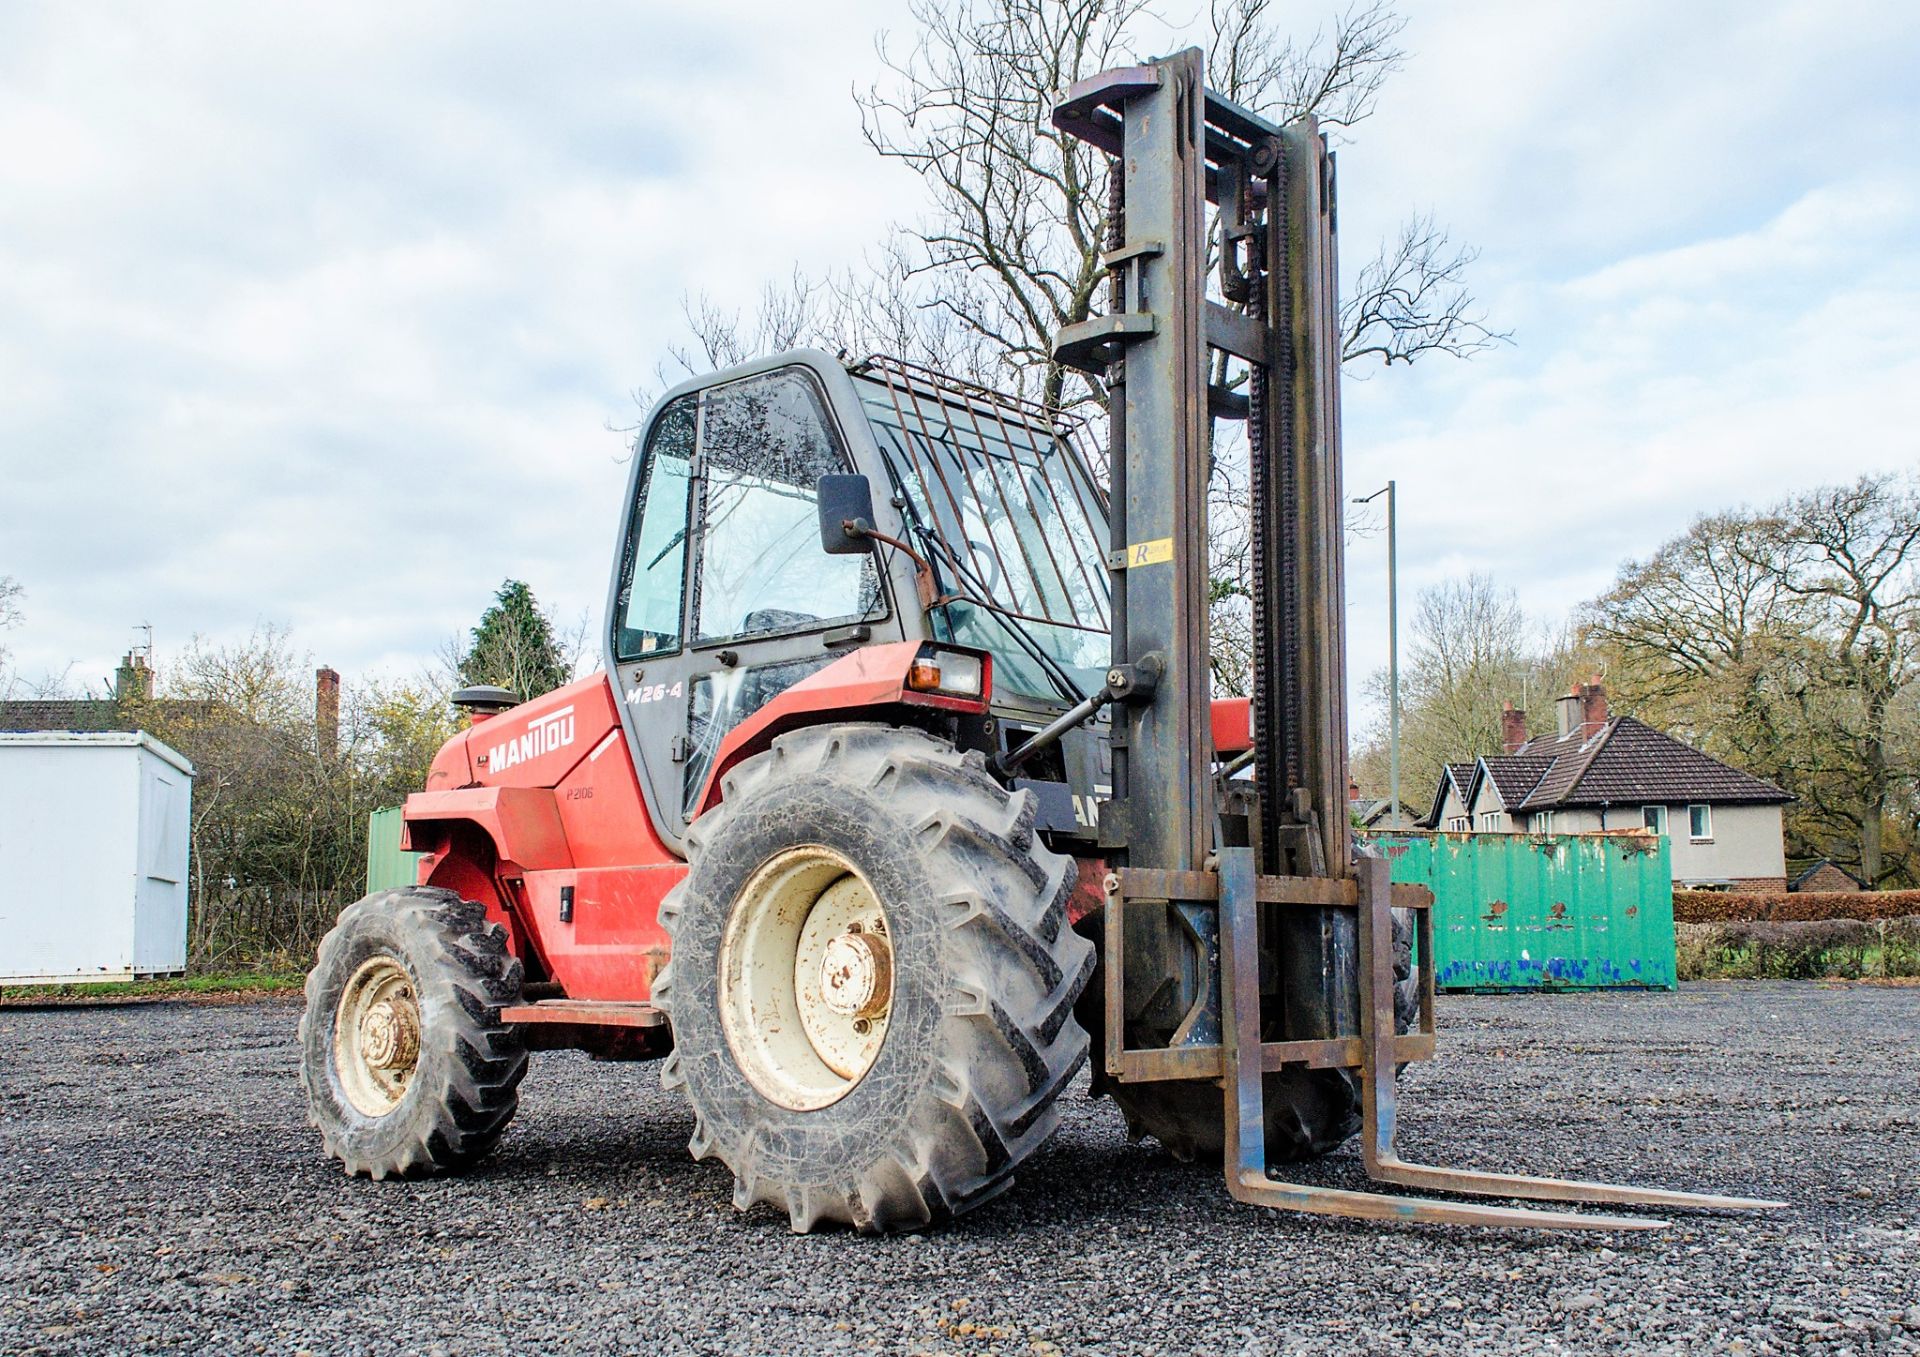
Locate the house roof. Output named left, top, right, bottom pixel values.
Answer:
left=1478, top=716, right=1791, bottom=812
left=1480, top=754, right=1555, bottom=810
left=0, top=699, right=128, bottom=733
left=1790, top=859, right=1866, bottom=891
left=1354, top=797, right=1419, bottom=828
left=1422, top=762, right=1478, bottom=826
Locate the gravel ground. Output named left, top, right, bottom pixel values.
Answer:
left=2, top=980, right=1916, bottom=1356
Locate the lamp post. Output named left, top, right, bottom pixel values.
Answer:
left=1354, top=481, right=1400, bottom=828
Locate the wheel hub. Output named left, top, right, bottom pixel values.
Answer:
left=818, top=929, right=892, bottom=1020
left=358, top=999, right=419, bottom=1070
left=718, top=847, right=895, bottom=1111
left=333, top=957, right=422, bottom=1117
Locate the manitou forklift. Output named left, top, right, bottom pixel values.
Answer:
left=301, top=48, right=1780, bottom=1232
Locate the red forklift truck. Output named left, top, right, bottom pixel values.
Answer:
left=300, top=48, right=1781, bottom=1233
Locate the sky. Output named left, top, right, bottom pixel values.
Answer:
left=2, top=0, right=1917, bottom=732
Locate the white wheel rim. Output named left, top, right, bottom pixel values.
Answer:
left=718, top=846, right=894, bottom=1111
left=334, top=956, right=422, bottom=1118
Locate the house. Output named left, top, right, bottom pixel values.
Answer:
left=1420, top=681, right=1793, bottom=890
left=1790, top=859, right=1865, bottom=893
left=0, top=652, right=157, bottom=733
left=0, top=653, right=342, bottom=752
left=1346, top=782, right=1421, bottom=829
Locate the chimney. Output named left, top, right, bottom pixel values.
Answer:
left=316, top=667, right=341, bottom=756
left=1348, top=778, right=1361, bottom=803
left=1557, top=679, right=1608, bottom=740
left=114, top=652, right=153, bottom=703
left=1580, top=677, right=1609, bottom=736
left=1501, top=701, right=1528, bottom=754
left=1555, top=687, right=1582, bottom=738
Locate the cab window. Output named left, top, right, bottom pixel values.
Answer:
left=614, top=395, right=695, bottom=660
left=692, top=369, right=883, bottom=643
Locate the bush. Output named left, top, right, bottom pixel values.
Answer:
left=1676, top=917, right=1920, bottom=980
left=122, top=628, right=458, bottom=972
left=1673, top=888, right=1920, bottom=923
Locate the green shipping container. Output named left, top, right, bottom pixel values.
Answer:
left=365, top=806, right=424, bottom=895
left=1368, top=831, right=1676, bottom=991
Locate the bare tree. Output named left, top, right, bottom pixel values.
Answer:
left=638, top=255, right=982, bottom=419
left=1342, top=213, right=1508, bottom=368
left=652, top=2, right=1500, bottom=421
left=0, top=575, right=21, bottom=694
left=1582, top=508, right=1798, bottom=779
left=856, top=0, right=1146, bottom=412
left=1769, top=477, right=1920, bottom=884
left=1207, top=0, right=1405, bottom=130
left=1351, top=574, right=1595, bottom=807
left=854, top=0, right=1503, bottom=414
left=657, top=269, right=830, bottom=387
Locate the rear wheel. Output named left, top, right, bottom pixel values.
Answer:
left=299, top=888, right=528, bottom=1178
left=1088, top=909, right=1421, bottom=1164
left=655, top=724, right=1094, bottom=1233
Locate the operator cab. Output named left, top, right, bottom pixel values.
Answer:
left=606, top=350, right=1113, bottom=855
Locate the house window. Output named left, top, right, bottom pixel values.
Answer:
left=1642, top=805, right=1668, bottom=836
left=1689, top=804, right=1713, bottom=840
left=1536, top=811, right=1555, bottom=834
left=1479, top=811, right=1501, bottom=832
left=1448, top=816, right=1469, bottom=832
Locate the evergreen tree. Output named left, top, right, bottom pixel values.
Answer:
left=460, top=580, right=570, bottom=699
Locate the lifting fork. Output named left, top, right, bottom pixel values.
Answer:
left=1216, top=845, right=1788, bottom=1230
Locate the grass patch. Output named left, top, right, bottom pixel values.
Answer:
left=0, top=970, right=305, bottom=1004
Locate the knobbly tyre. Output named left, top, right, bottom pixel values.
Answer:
left=301, top=48, right=1784, bottom=1233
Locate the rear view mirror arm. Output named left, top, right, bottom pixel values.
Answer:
left=856, top=524, right=943, bottom=612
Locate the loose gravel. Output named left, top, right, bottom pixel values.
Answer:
left=2, top=981, right=1915, bottom=1356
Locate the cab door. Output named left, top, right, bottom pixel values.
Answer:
left=607, top=363, right=893, bottom=855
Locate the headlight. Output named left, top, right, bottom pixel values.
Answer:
left=906, top=646, right=986, bottom=699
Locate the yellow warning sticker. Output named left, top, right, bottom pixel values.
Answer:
left=1124, top=536, right=1175, bottom=568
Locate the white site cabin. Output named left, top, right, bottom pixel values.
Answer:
left=0, top=732, right=194, bottom=985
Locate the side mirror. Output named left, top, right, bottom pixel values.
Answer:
left=817, top=474, right=877, bottom=555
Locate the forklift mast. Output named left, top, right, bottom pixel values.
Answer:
left=1057, top=53, right=1348, bottom=886
left=1054, top=48, right=1366, bottom=1107
left=1053, top=48, right=1780, bottom=1228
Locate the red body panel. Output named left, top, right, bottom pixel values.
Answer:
left=688, top=641, right=987, bottom=818
left=407, top=786, right=574, bottom=869
left=1211, top=696, right=1252, bottom=755
left=400, top=645, right=988, bottom=1005
left=405, top=673, right=682, bottom=1001
left=1068, top=856, right=1108, bottom=927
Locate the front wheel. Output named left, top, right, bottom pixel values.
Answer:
left=655, top=724, right=1094, bottom=1233
left=299, top=887, right=528, bottom=1178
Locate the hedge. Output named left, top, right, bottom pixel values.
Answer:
left=1672, top=888, right=1920, bottom=923
left=1677, top=918, right=1920, bottom=980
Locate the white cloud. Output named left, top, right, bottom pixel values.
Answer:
left=1, top=0, right=907, bottom=689
left=1339, top=0, right=1920, bottom=729
left=1, top=0, right=1916, bottom=744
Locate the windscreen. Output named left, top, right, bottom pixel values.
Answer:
left=853, top=359, right=1111, bottom=699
